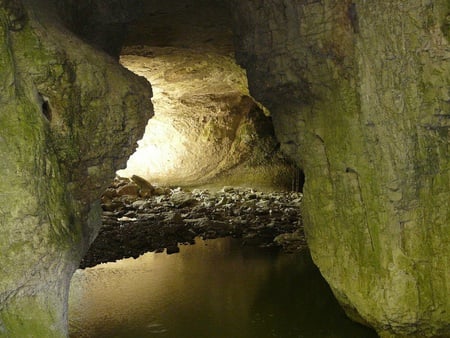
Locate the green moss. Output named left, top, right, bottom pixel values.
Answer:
left=0, top=295, right=66, bottom=338
left=304, top=3, right=450, bottom=335
left=1, top=2, right=152, bottom=336
left=440, top=12, right=450, bottom=42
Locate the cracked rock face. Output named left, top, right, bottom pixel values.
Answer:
left=230, top=0, right=450, bottom=336
left=0, top=1, right=152, bottom=336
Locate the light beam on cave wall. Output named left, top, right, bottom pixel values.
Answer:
left=116, top=52, right=194, bottom=183
left=117, top=114, right=189, bottom=182
left=115, top=47, right=253, bottom=186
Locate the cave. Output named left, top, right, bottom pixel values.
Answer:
left=0, top=1, right=449, bottom=337
left=114, top=0, right=294, bottom=189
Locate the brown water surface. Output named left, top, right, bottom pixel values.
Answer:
left=69, top=237, right=377, bottom=338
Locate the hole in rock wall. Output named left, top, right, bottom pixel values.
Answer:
left=39, top=94, right=52, bottom=121
left=292, top=166, right=305, bottom=193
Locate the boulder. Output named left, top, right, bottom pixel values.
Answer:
left=116, top=183, right=139, bottom=197
left=131, top=174, right=155, bottom=197
left=170, top=191, right=198, bottom=208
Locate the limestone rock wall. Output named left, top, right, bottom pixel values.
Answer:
left=230, top=0, right=450, bottom=336
left=0, top=0, right=152, bottom=336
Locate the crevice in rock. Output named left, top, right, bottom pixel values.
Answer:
left=39, top=94, right=52, bottom=121
left=292, top=166, right=305, bottom=193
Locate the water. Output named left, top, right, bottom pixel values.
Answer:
left=69, top=237, right=377, bottom=338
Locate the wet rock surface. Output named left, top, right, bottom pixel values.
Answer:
left=231, top=2, right=450, bottom=336
left=80, top=178, right=305, bottom=268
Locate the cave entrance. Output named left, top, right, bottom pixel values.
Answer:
left=68, top=2, right=377, bottom=337
left=80, top=0, right=308, bottom=266
left=80, top=0, right=309, bottom=266
left=115, top=0, right=294, bottom=190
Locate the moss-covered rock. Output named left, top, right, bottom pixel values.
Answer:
left=231, top=0, right=450, bottom=336
left=0, top=1, right=152, bottom=336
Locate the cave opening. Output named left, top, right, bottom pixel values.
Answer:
left=69, top=1, right=374, bottom=337
left=80, top=0, right=307, bottom=267
left=114, top=0, right=295, bottom=190
left=1, top=1, right=448, bottom=337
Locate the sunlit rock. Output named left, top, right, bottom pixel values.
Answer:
left=116, top=0, right=293, bottom=190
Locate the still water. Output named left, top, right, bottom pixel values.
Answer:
left=69, top=237, right=377, bottom=338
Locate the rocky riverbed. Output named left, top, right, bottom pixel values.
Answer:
left=80, top=177, right=306, bottom=268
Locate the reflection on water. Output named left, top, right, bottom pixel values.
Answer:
left=69, top=237, right=377, bottom=338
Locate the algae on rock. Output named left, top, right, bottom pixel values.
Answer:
left=0, top=1, right=153, bottom=336
left=230, top=0, right=450, bottom=336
